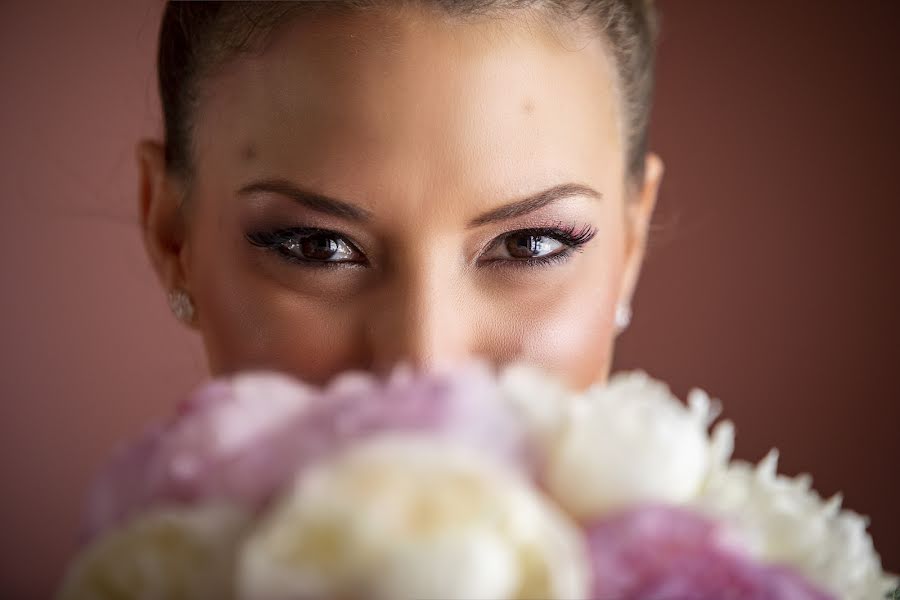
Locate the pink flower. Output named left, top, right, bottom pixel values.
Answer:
left=586, top=504, right=835, bottom=600
left=83, top=362, right=528, bottom=541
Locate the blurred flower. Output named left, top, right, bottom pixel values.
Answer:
left=697, top=448, right=898, bottom=600
left=84, top=372, right=311, bottom=540
left=498, top=362, right=575, bottom=445
left=518, top=370, right=715, bottom=520
left=66, top=361, right=897, bottom=600
left=237, top=436, right=589, bottom=600
left=85, top=363, right=528, bottom=541
left=59, top=504, right=248, bottom=600
left=586, top=504, right=833, bottom=599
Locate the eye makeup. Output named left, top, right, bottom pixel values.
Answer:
left=478, top=222, right=598, bottom=271
left=244, top=221, right=598, bottom=271
left=246, top=227, right=367, bottom=269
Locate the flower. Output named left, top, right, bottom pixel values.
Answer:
left=517, top=370, right=716, bottom=520
left=237, top=436, right=590, bottom=600
left=59, top=504, right=248, bottom=600
left=84, top=362, right=528, bottom=541
left=498, top=362, right=575, bottom=442
left=83, top=371, right=311, bottom=539
left=65, top=362, right=897, bottom=600
left=697, top=445, right=898, bottom=600
left=585, top=504, right=833, bottom=600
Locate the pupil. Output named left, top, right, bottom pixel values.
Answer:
left=302, top=235, right=339, bottom=260
left=507, top=234, right=544, bottom=258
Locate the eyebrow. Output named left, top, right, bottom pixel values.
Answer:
left=237, top=179, right=373, bottom=222
left=237, top=179, right=601, bottom=226
left=466, top=183, right=603, bottom=227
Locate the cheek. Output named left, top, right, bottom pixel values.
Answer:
left=195, top=277, right=365, bottom=383
left=185, top=203, right=363, bottom=383
left=497, top=240, right=626, bottom=391
left=521, top=291, right=618, bottom=389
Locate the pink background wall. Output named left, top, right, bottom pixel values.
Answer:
left=1, top=1, right=897, bottom=596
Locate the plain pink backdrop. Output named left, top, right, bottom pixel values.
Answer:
left=1, top=1, right=898, bottom=596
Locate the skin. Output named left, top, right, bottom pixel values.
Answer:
left=138, top=5, right=663, bottom=391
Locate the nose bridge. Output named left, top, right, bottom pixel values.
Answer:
left=367, top=251, right=469, bottom=374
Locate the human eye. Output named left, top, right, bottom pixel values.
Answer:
left=246, top=227, right=367, bottom=268
left=479, top=223, right=597, bottom=269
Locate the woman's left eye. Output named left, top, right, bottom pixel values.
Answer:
left=480, top=226, right=597, bottom=267
left=496, top=233, right=565, bottom=259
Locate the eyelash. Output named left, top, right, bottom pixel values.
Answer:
left=245, top=223, right=597, bottom=271
left=480, top=223, right=597, bottom=271
left=246, top=227, right=365, bottom=270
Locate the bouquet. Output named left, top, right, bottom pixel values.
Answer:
left=58, top=361, right=897, bottom=599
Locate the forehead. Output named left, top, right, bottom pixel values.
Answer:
left=191, top=5, right=625, bottom=214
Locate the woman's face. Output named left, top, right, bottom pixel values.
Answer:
left=139, top=6, right=662, bottom=391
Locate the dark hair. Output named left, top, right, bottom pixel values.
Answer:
left=157, top=0, right=659, bottom=184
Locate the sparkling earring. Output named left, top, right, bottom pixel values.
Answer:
left=614, top=303, right=632, bottom=333
left=167, top=288, right=195, bottom=323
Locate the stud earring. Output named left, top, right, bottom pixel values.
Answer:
left=167, top=288, right=195, bottom=323
left=614, top=303, right=632, bottom=333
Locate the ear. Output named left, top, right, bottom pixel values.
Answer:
left=618, top=153, right=664, bottom=315
left=137, top=140, right=194, bottom=323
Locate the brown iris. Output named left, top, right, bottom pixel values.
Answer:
left=300, top=234, right=340, bottom=260
left=506, top=234, right=550, bottom=258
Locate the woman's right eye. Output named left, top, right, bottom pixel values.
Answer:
left=246, top=228, right=366, bottom=267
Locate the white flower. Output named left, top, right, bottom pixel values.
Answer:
left=58, top=504, right=248, bottom=600
left=237, top=435, right=589, bottom=600
left=697, top=445, right=898, bottom=600
left=499, top=362, right=575, bottom=442
left=529, top=370, right=716, bottom=520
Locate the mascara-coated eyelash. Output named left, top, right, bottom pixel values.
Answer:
left=246, top=227, right=366, bottom=269
left=478, top=223, right=598, bottom=270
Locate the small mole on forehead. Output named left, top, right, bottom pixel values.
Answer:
left=240, top=144, right=257, bottom=161
left=523, top=98, right=535, bottom=114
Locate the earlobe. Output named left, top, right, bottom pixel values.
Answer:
left=136, top=139, right=189, bottom=299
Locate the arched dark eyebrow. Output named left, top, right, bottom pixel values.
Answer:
left=237, top=179, right=601, bottom=225
left=466, top=183, right=603, bottom=227
left=237, top=179, right=373, bottom=222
